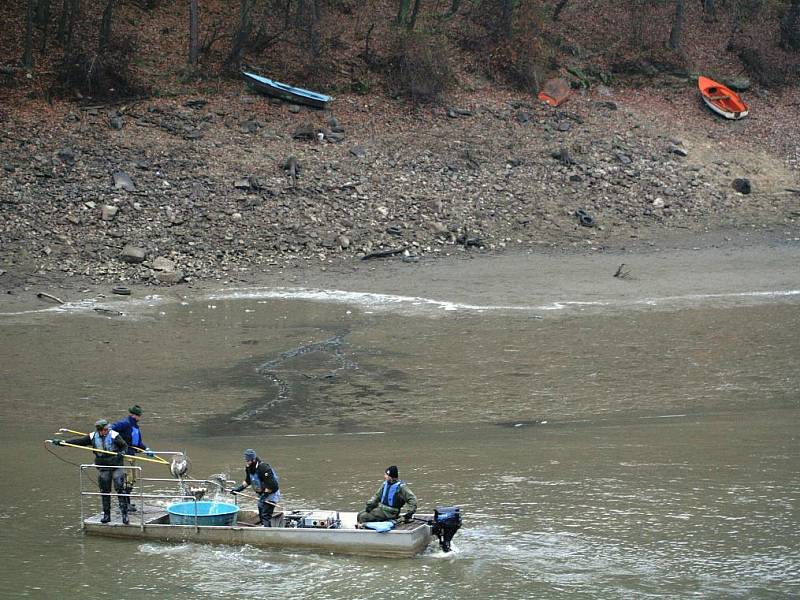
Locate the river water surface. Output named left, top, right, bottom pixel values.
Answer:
left=1, top=276, right=798, bottom=598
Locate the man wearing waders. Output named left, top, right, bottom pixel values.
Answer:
left=54, top=419, right=129, bottom=524
left=230, top=449, right=281, bottom=526
left=357, top=466, right=417, bottom=526
left=111, top=404, right=154, bottom=513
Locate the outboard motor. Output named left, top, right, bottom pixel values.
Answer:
left=431, top=506, right=461, bottom=552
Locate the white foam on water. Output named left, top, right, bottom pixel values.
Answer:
left=0, top=294, right=166, bottom=319
left=281, top=431, right=384, bottom=437
left=3, top=287, right=799, bottom=319
left=208, top=287, right=526, bottom=313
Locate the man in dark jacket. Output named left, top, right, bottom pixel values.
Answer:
left=111, top=404, right=153, bottom=512
left=111, top=404, right=152, bottom=457
left=357, top=465, right=417, bottom=525
left=230, top=449, right=281, bottom=526
left=52, top=419, right=129, bottom=524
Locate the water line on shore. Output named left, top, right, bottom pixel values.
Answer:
left=2, top=287, right=799, bottom=319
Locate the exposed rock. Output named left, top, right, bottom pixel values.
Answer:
left=150, top=257, right=175, bottom=271
left=670, top=145, right=688, bottom=157
left=241, top=120, right=260, bottom=134
left=120, top=245, right=146, bottom=263
left=733, top=178, right=752, bottom=194
left=57, top=148, right=75, bottom=164
left=293, top=122, right=316, bottom=140
left=154, top=269, right=185, bottom=284
left=101, top=205, right=118, bottom=221
left=113, top=171, right=135, bottom=192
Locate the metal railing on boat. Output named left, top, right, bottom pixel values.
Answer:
left=79, top=465, right=242, bottom=532
left=79, top=466, right=318, bottom=532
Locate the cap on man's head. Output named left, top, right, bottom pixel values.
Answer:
left=385, top=465, right=399, bottom=479
left=95, top=419, right=109, bottom=430
left=129, top=404, right=143, bottom=416
left=244, top=449, right=257, bottom=461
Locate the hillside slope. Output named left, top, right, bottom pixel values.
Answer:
left=1, top=1, right=798, bottom=291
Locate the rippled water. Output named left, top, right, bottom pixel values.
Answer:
left=1, top=284, right=798, bottom=598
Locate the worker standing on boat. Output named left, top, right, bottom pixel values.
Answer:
left=110, top=404, right=154, bottom=513
left=230, top=449, right=281, bottom=527
left=357, top=466, right=417, bottom=526
left=52, top=419, right=129, bottom=524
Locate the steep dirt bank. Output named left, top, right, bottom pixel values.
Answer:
left=1, top=82, right=799, bottom=299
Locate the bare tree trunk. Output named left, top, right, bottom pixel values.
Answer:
left=23, top=0, right=35, bottom=69
left=553, top=0, right=569, bottom=21
left=57, top=0, right=69, bottom=43
left=189, top=0, right=199, bottom=65
left=726, top=0, right=744, bottom=51
left=309, top=0, right=321, bottom=59
left=396, top=0, right=411, bottom=26
left=227, top=0, right=253, bottom=70
left=668, top=0, right=685, bottom=50
left=297, top=0, right=321, bottom=59
left=99, top=0, right=114, bottom=51
left=781, top=0, right=800, bottom=50
left=39, top=0, right=51, bottom=53
left=500, top=0, right=514, bottom=39
left=630, top=0, right=647, bottom=48
left=408, top=0, right=422, bottom=30
left=66, top=0, right=79, bottom=51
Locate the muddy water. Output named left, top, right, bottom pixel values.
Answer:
left=1, top=286, right=798, bottom=598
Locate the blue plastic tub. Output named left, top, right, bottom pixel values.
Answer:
left=167, top=501, right=239, bottom=526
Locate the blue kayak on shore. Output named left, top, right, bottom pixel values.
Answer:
left=241, top=71, right=333, bottom=109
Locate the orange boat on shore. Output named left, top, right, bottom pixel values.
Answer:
left=698, top=76, right=749, bottom=120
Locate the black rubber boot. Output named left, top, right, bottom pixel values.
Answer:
left=101, top=513, right=111, bottom=523
left=122, top=513, right=129, bottom=525
left=125, top=485, right=137, bottom=512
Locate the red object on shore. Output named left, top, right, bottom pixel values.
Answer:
left=698, top=76, right=749, bottom=120
left=538, top=78, right=570, bottom=107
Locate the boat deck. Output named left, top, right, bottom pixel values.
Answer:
left=87, top=507, right=420, bottom=531
left=83, top=507, right=433, bottom=557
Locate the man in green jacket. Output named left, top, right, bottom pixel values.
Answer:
left=357, top=465, right=417, bottom=525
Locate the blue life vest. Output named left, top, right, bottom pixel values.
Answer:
left=249, top=465, right=279, bottom=494
left=91, top=430, right=118, bottom=455
left=380, top=480, right=404, bottom=508
left=130, top=423, right=141, bottom=448
left=251, top=469, right=263, bottom=492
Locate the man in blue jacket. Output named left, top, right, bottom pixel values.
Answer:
left=111, top=404, right=154, bottom=512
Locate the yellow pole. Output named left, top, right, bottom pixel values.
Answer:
left=48, top=440, right=168, bottom=465
left=56, top=428, right=169, bottom=465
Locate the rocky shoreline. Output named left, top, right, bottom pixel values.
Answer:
left=1, top=84, right=799, bottom=297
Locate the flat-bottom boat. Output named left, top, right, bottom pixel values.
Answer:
left=76, top=469, right=462, bottom=558
left=83, top=507, right=459, bottom=558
